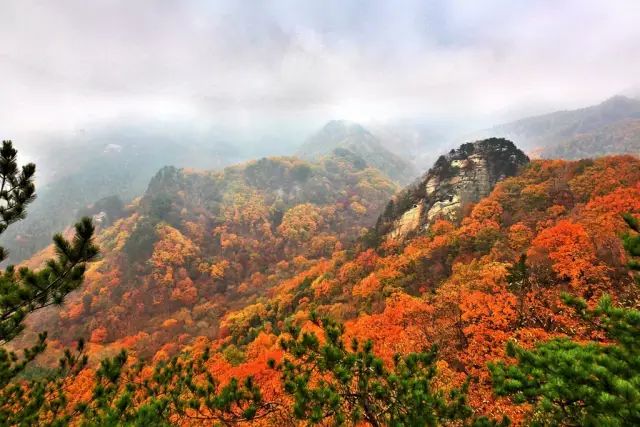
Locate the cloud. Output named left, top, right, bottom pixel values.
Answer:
left=1, top=0, right=639, bottom=137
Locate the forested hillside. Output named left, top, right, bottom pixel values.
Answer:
left=19, top=151, right=397, bottom=362
left=151, top=152, right=639, bottom=425
left=8, top=140, right=640, bottom=426
left=488, top=95, right=640, bottom=159
left=297, top=120, right=418, bottom=184
left=0, top=130, right=245, bottom=264
left=240, top=153, right=640, bottom=423
left=5, top=2, right=640, bottom=425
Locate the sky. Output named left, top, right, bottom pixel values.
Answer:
left=2, top=0, right=640, bottom=140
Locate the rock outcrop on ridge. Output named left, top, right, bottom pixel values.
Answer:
left=375, top=138, right=530, bottom=241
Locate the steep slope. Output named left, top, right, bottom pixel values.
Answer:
left=488, top=95, right=640, bottom=158
left=297, top=120, right=418, bottom=184
left=199, top=154, right=640, bottom=424
left=17, top=144, right=640, bottom=425
left=21, top=152, right=397, bottom=360
left=373, top=138, right=529, bottom=241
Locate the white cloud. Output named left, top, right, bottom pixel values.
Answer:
left=1, top=0, right=639, bottom=139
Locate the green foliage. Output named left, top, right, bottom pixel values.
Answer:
left=0, top=340, right=279, bottom=425
left=490, top=213, right=640, bottom=426
left=0, top=337, right=88, bottom=426
left=0, top=141, right=99, bottom=343
left=0, top=217, right=99, bottom=343
left=0, top=141, right=36, bottom=260
left=332, top=148, right=367, bottom=170
left=138, top=350, right=278, bottom=426
left=278, top=316, right=500, bottom=426
left=81, top=346, right=277, bottom=425
left=123, top=217, right=158, bottom=264
left=490, top=296, right=640, bottom=426
left=149, top=195, right=173, bottom=221
left=507, top=254, right=531, bottom=326
left=506, top=254, right=529, bottom=293
left=361, top=227, right=383, bottom=250
left=291, top=163, right=312, bottom=182
left=0, top=140, right=98, bottom=425
left=222, top=344, right=246, bottom=366
left=622, top=212, right=640, bottom=281
left=78, top=195, right=125, bottom=226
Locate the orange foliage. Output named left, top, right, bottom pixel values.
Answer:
left=345, top=293, right=434, bottom=365
left=507, top=222, right=533, bottom=252
left=162, top=318, right=179, bottom=329
left=351, top=273, right=382, bottom=298
left=528, top=220, right=608, bottom=289
left=90, top=327, right=108, bottom=343
left=278, top=203, right=322, bottom=242
left=27, top=154, right=640, bottom=425
left=64, top=302, right=85, bottom=320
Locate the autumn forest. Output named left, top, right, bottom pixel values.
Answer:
left=4, top=2, right=640, bottom=426
left=0, top=129, right=639, bottom=426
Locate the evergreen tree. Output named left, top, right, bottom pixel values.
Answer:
left=622, top=212, right=640, bottom=283
left=490, top=213, right=640, bottom=426
left=0, top=141, right=36, bottom=246
left=506, top=254, right=531, bottom=327
left=0, top=140, right=98, bottom=425
left=0, top=140, right=99, bottom=343
left=71, top=346, right=279, bottom=426
left=277, top=314, right=506, bottom=427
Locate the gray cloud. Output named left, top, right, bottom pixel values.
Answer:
left=1, top=0, right=640, bottom=138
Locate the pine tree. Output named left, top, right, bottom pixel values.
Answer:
left=489, top=213, right=640, bottom=426
left=20, top=343, right=279, bottom=425
left=0, top=141, right=36, bottom=246
left=277, top=314, right=506, bottom=426
left=0, top=140, right=98, bottom=343
left=506, top=254, right=530, bottom=327
left=0, top=140, right=278, bottom=426
left=622, top=212, right=640, bottom=283
left=0, top=140, right=98, bottom=424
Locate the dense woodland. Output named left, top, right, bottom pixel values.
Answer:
left=17, top=151, right=398, bottom=364
left=4, top=138, right=640, bottom=425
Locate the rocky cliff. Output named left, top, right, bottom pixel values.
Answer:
left=374, top=138, right=529, bottom=241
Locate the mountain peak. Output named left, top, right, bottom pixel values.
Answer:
left=304, top=120, right=374, bottom=147
left=297, top=120, right=417, bottom=184
left=323, top=119, right=368, bottom=131
left=373, top=138, right=529, bottom=242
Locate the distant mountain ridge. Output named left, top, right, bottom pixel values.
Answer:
left=0, top=131, right=245, bottom=265
left=297, top=120, right=418, bottom=184
left=3, top=120, right=417, bottom=265
left=487, top=95, right=640, bottom=159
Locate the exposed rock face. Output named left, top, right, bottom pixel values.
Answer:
left=389, top=204, right=422, bottom=240
left=377, top=138, right=529, bottom=241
